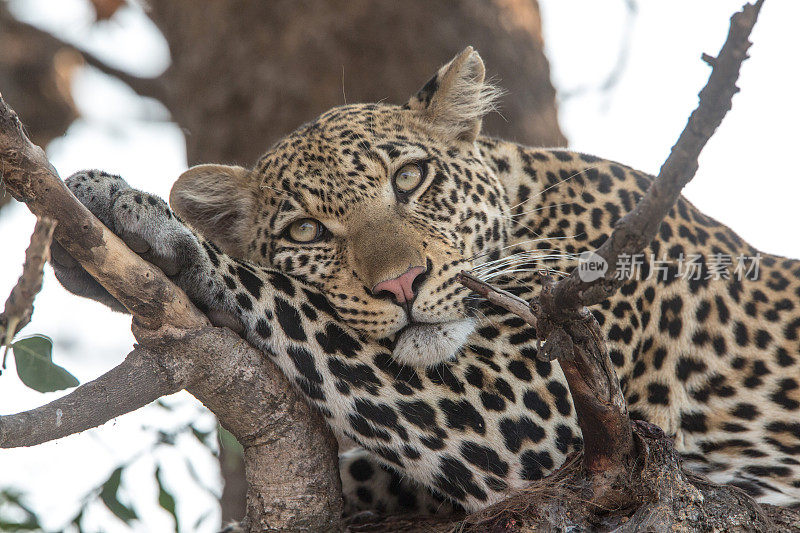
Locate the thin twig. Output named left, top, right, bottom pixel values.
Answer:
left=9, top=16, right=169, bottom=103
left=457, top=271, right=537, bottom=327
left=0, top=216, right=56, bottom=368
left=547, top=0, right=764, bottom=316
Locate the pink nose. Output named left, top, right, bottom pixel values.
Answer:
left=372, top=266, right=426, bottom=304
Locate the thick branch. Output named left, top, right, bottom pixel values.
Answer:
left=0, top=93, right=203, bottom=331
left=0, top=347, right=186, bottom=447
left=0, top=93, right=342, bottom=529
left=135, top=325, right=343, bottom=531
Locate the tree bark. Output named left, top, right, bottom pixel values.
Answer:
left=0, top=217, right=55, bottom=346
left=0, top=95, right=342, bottom=531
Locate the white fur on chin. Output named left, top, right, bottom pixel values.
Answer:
left=391, top=319, right=475, bottom=367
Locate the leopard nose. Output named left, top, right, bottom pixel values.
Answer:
left=372, top=266, right=427, bottom=304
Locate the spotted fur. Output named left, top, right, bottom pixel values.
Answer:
left=54, top=47, right=800, bottom=516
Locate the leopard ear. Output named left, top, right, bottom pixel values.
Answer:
left=406, top=46, right=501, bottom=143
left=170, top=164, right=255, bottom=257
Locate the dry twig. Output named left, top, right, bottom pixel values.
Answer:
left=459, top=0, right=764, bottom=512
left=0, top=216, right=56, bottom=361
left=0, top=92, right=341, bottom=530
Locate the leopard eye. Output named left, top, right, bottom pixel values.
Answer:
left=393, top=163, right=424, bottom=194
left=287, top=218, right=324, bottom=243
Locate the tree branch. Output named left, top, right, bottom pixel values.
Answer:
left=459, top=0, right=764, bottom=511
left=0, top=217, right=55, bottom=348
left=0, top=92, right=201, bottom=331
left=547, top=0, right=764, bottom=314
left=78, top=47, right=169, bottom=103
left=9, top=16, right=168, bottom=103
left=0, top=347, right=186, bottom=447
left=137, top=325, right=343, bottom=531
left=0, top=93, right=342, bottom=529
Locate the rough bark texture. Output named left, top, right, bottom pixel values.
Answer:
left=0, top=95, right=342, bottom=530
left=136, top=325, right=342, bottom=532
left=0, top=217, right=55, bottom=344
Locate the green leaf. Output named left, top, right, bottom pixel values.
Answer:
left=12, top=335, right=79, bottom=392
left=218, top=425, right=243, bottom=456
left=100, top=467, right=137, bottom=523
left=0, top=518, right=40, bottom=532
left=155, top=467, right=179, bottom=532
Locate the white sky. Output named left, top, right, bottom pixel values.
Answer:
left=0, top=1, right=798, bottom=531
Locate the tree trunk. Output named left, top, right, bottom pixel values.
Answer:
left=145, top=0, right=565, bottom=165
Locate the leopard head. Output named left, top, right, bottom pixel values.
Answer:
left=170, top=47, right=508, bottom=367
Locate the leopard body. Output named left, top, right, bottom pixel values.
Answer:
left=54, top=48, right=800, bottom=516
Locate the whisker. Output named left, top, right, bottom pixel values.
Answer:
left=258, top=184, right=293, bottom=199
left=471, top=259, right=574, bottom=279
left=533, top=164, right=602, bottom=202
left=477, top=267, right=570, bottom=281
left=503, top=201, right=577, bottom=220
left=471, top=251, right=577, bottom=271
left=470, top=248, right=579, bottom=273
left=465, top=235, right=575, bottom=263
left=494, top=164, right=601, bottom=220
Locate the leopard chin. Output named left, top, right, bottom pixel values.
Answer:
left=391, top=318, right=475, bottom=367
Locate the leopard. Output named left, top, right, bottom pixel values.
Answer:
left=52, top=47, right=800, bottom=518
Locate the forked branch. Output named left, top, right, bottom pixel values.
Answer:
left=546, top=0, right=765, bottom=315
left=0, top=92, right=342, bottom=530
left=459, top=0, right=764, bottom=510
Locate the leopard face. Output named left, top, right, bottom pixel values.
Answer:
left=171, top=48, right=508, bottom=366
